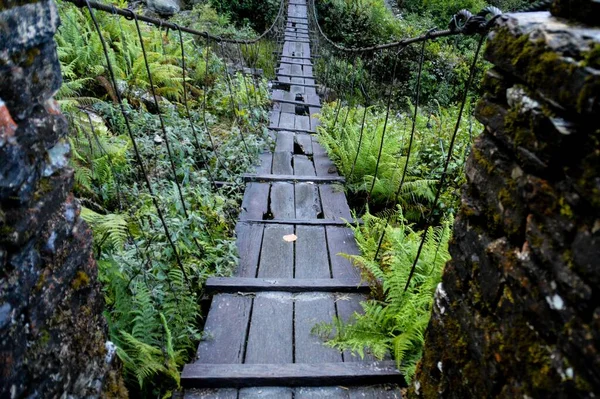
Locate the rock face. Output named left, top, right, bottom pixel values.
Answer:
left=147, top=0, right=183, bottom=16
left=0, top=1, right=126, bottom=397
left=413, top=10, right=600, bottom=399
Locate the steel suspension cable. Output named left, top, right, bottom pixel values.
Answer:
left=374, top=36, right=428, bottom=259
left=83, top=0, right=191, bottom=287
left=402, top=35, right=486, bottom=292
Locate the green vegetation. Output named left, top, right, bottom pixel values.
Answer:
left=317, top=102, right=479, bottom=219
left=312, top=0, right=498, bottom=385
left=314, top=211, right=452, bottom=382
left=56, top=1, right=271, bottom=396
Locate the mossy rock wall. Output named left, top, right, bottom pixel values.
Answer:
left=412, top=12, right=600, bottom=398
left=0, top=1, right=126, bottom=397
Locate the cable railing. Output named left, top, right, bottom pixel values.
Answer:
left=305, top=0, right=511, bottom=290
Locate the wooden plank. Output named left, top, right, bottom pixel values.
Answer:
left=348, top=385, right=403, bottom=399
left=196, top=294, right=252, bottom=364
left=240, top=219, right=360, bottom=226
left=270, top=126, right=315, bottom=134
left=295, top=387, right=349, bottom=399
left=326, top=226, right=361, bottom=280
left=243, top=174, right=343, bottom=183
left=269, top=111, right=280, bottom=128
left=293, top=155, right=316, bottom=176
left=294, top=183, right=321, bottom=220
left=180, top=361, right=401, bottom=388
left=235, top=223, right=264, bottom=277
left=272, top=151, right=293, bottom=175
left=257, top=225, right=294, bottom=278
left=271, top=81, right=318, bottom=89
left=320, top=184, right=352, bottom=221
left=240, top=183, right=270, bottom=220
left=255, top=152, right=272, bottom=175
left=270, top=182, right=295, bottom=219
left=295, top=226, right=330, bottom=278
left=205, top=277, right=369, bottom=293
left=295, top=293, right=343, bottom=363
left=184, top=388, right=238, bottom=399
left=275, top=131, right=295, bottom=153
left=295, top=115, right=311, bottom=131
left=245, top=292, right=294, bottom=364
left=295, top=133, right=313, bottom=155
left=278, top=112, right=296, bottom=130
left=313, top=141, right=339, bottom=176
left=239, top=387, right=293, bottom=399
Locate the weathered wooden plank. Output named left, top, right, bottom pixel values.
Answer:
left=270, top=126, right=315, bottom=134
left=235, top=223, right=264, bottom=277
left=348, top=385, right=403, bottom=399
left=205, top=277, right=369, bottom=293
left=295, top=387, right=349, bottom=399
left=269, top=111, right=280, bottom=128
left=239, top=387, right=293, bottom=399
left=240, top=219, right=361, bottom=226
left=293, top=155, right=316, bottom=176
left=270, top=182, right=295, bottom=219
left=196, top=294, right=252, bottom=364
left=240, top=183, right=270, bottom=220
left=275, top=131, right=295, bottom=153
left=294, top=183, right=321, bottom=220
left=313, top=141, right=339, bottom=176
left=255, top=152, right=272, bottom=175
left=180, top=361, right=401, bottom=388
left=295, top=226, right=330, bottom=278
left=257, top=225, right=294, bottom=278
left=279, top=112, right=296, bottom=130
left=184, top=388, right=238, bottom=399
left=320, top=184, right=352, bottom=221
left=272, top=151, right=293, bottom=175
left=243, top=174, right=343, bottom=183
left=245, top=292, right=294, bottom=363
left=295, top=115, right=311, bottom=131
left=295, top=293, right=343, bottom=363
left=326, top=226, right=361, bottom=279
left=295, top=133, right=313, bottom=155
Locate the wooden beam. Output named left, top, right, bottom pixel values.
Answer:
left=239, top=219, right=361, bottom=226
left=271, top=81, right=319, bottom=89
left=272, top=98, right=321, bottom=108
left=270, top=126, right=316, bottom=134
left=277, top=73, right=317, bottom=80
left=242, top=174, right=344, bottom=183
left=205, top=277, right=370, bottom=293
left=180, top=361, right=402, bottom=388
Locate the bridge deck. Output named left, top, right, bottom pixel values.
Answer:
left=182, top=2, right=402, bottom=397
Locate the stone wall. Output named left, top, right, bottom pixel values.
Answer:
left=0, top=1, right=126, bottom=397
left=413, top=8, right=599, bottom=399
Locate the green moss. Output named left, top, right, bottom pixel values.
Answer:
left=558, top=197, right=574, bottom=218
left=471, top=147, right=495, bottom=175
left=490, top=27, right=592, bottom=114
left=582, top=44, right=600, bottom=69
left=71, top=270, right=90, bottom=290
left=38, top=329, right=51, bottom=347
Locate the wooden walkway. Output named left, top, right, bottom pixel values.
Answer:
left=181, top=1, right=402, bottom=397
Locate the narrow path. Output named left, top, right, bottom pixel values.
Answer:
left=181, top=1, right=403, bottom=397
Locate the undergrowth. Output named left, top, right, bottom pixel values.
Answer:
left=56, top=1, right=271, bottom=396
left=313, top=210, right=452, bottom=383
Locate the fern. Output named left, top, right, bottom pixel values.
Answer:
left=317, top=209, right=452, bottom=383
